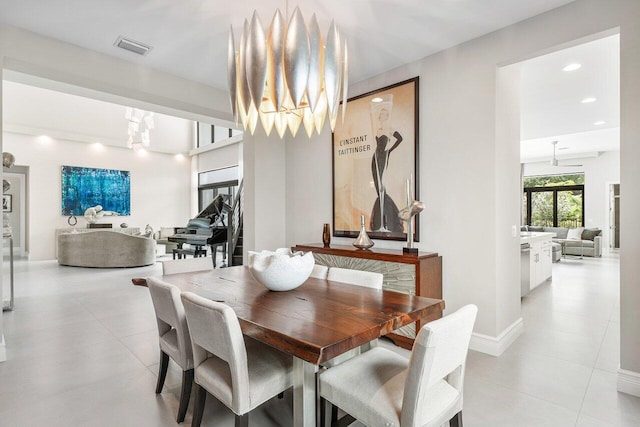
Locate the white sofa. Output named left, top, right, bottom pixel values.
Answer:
left=58, top=230, right=156, bottom=267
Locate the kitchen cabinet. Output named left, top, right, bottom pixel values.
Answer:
left=521, top=232, right=554, bottom=296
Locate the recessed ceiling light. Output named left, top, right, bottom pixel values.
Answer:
left=563, top=63, right=582, bottom=72
left=594, top=120, right=606, bottom=126
left=37, top=135, right=52, bottom=143
left=371, top=97, right=383, bottom=103
left=581, top=97, right=597, bottom=103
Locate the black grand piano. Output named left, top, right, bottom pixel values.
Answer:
left=167, top=194, right=231, bottom=267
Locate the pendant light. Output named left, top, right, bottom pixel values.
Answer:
left=228, top=6, right=348, bottom=138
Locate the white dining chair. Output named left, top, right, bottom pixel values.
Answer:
left=180, top=292, right=294, bottom=427
left=319, top=304, right=477, bottom=427
left=327, top=267, right=383, bottom=290
left=310, top=264, right=329, bottom=279
left=324, top=267, right=384, bottom=367
left=161, top=256, right=213, bottom=275
left=146, top=277, right=194, bottom=423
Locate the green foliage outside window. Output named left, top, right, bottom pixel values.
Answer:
left=524, top=174, right=584, bottom=227
left=524, top=174, right=584, bottom=188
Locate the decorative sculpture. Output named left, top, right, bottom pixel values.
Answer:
left=398, top=178, right=424, bottom=254
left=84, top=205, right=118, bottom=224
left=2, top=152, right=15, bottom=169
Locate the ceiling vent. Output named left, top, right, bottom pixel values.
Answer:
left=114, top=36, right=152, bottom=56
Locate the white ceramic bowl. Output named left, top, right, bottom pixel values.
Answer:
left=248, top=248, right=315, bottom=291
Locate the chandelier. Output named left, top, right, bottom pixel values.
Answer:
left=126, top=108, right=155, bottom=151
left=228, top=6, right=348, bottom=138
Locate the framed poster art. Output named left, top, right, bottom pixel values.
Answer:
left=332, top=77, right=419, bottom=241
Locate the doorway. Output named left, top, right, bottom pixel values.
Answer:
left=2, top=167, right=28, bottom=257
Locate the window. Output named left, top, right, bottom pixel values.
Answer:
left=197, top=123, right=243, bottom=148
left=197, top=166, right=239, bottom=212
left=523, top=173, right=584, bottom=227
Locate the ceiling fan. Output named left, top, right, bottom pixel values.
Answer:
left=549, top=141, right=582, bottom=167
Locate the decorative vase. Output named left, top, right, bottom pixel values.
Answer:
left=322, top=223, right=331, bottom=247
left=353, top=215, right=374, bottom=250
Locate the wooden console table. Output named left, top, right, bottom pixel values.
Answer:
left=292, top=243, right=442, bottom=349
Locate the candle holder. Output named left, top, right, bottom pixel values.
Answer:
left=353, top=215, right=374, bottom=250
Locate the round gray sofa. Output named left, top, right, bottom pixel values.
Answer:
left=57, top=230, right=156, bottom=268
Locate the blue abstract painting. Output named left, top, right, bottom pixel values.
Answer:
left=61, top=166, right=130, bottom=215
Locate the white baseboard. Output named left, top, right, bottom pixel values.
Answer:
left=0, top=334, right=6, bottom=362
left=469, top=317, right=523, bottom=356
left=617, top=369, right=640, bottom=397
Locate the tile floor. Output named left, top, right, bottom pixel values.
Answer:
left=0, top=253, right=637, bottom=426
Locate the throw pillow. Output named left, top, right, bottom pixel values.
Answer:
left=528, top=226, right=544, bottom=232
left=582, top=228, right=602, bottom=241
left=567, top=227, right=584, bottom=240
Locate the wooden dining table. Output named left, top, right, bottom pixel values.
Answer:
left=149, top=265, right=444, bottom=427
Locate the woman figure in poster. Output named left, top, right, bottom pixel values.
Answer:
left=370, top=105, right=404, bottom=233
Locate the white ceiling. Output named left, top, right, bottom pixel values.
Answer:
left=1, top=0, right=617, bottom=159
left=2, top=80, right=194, bottom=154
left=0, top=0, right=576, bottom=89
left=520, top=34, right=620, bottom=163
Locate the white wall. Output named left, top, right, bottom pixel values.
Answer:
left=285, top=0, right=640, bottom=367
left=197, top=142, right=242, bottom=173
left=242, top=129, right=287, bottom=257
left=3, top=132, right=191, bottom=260
left=524, top=150, right=620, bottom=249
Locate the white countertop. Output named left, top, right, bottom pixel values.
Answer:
left=520, top=231, right=555, bottom=244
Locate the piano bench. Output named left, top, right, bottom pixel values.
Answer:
left=172, top=247, right=207, bottom=259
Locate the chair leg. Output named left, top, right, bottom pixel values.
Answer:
left=320, top=398, right=333, bottom=427
left=192, top=384, right=207, bottom=427
left=450, top=411, right=463, bottom=427
left=155, top=351, right=169, bottom=394
left=176, top=369, right=194, bottom=423
left=235, top=413, right=248, bottom=427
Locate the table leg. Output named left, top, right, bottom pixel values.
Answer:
left=293, top=357, right=318, bottom=427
